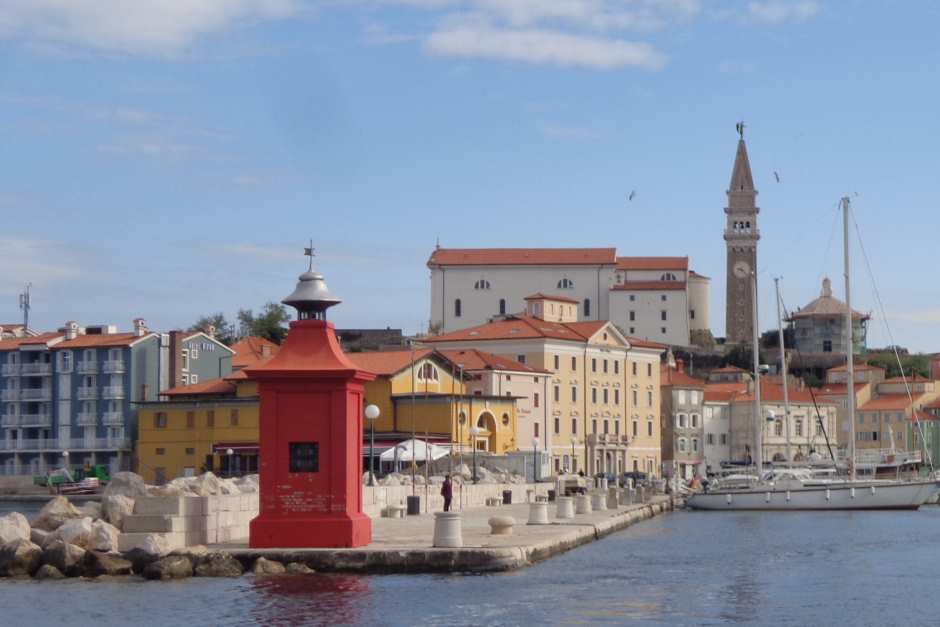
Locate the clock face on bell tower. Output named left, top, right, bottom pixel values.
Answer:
left=724, top=125, right=760, bottom=345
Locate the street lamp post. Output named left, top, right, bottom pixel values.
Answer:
left=532, top=437, right=540, bottom=483
left=469, top=426, right=480, bottom=483
left=226, top=447, right=234, bottom=478
left=570, top=437, right=578, bottom=475
left=766, top=409, right=777, bottom=467
left=365, top=404, right=380, bottom=486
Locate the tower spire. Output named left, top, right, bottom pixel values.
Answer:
left=729, top=133, right=755, bottom=194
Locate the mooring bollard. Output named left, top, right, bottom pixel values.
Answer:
left=527, top=501, right=550, bottom=525
left=433, top=512, right=463, bottom=548
left=626, top=488, right=636, bottom=505
left=575, top=493, right=592, bottom=514
left=637, top=486, right=646, bottom=503
left=607, top=487, right=619, bottom=509
left=555, top=496, right=574, bottom=519
left=597, top=477, right=608, bottom=490
left=591, top=491, right=607, bottom=511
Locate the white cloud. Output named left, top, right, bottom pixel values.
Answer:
left=885, top=309, right=940, bottom=324
left=363, top=23, right=418, bottom=44
left=0, top=0, right=301, bottom=56
left=426, top=24, right=666, bottom=69
left=0, top=238, right=83, bottom=295
left=96, top=139, right=197, bottom=159
left=219, top=243, right=297, bottom=261
left=747, top=1, right=819, bottom=23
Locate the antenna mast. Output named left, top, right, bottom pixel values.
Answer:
left=18, top=283, right=31, bottom=331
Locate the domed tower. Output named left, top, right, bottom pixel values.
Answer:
left=724, top=123, right=760, bottom=344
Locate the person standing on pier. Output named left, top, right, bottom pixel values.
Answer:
left=441, top=475, right=453, bottom=512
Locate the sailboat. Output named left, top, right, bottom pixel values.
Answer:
left=688, top=197, right=940, bottom=510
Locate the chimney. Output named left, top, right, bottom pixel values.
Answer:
left=65, top=321, right=79, bottom=340
left=746, top=379, right=754, bottom=395
left=207, top=324, right=216, bottom=338
left=133, top=318, right=148, bottom=337
left=168, top=330, right=186, bottom=387
left=261, top=344, right=271, bottom=357
left=676, top=358, right=685, bottom=373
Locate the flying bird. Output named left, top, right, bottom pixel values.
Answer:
left=773, top=171, right=780, bottom=183
left=628, top=190, right=636, bottom=202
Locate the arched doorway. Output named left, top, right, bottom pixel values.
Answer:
left=772, top=453, right=786, bottom=462
left=475, top=411, right=498, bottom=452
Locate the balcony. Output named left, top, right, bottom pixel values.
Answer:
left=15, top=438, right=58, bottom=451
left=102, top=386, right=125, bottom=400
left=1, top=389, right=18, bottom=402
left=77, top=361, right=98, bottom=374
left=20, top=388, right=51, bottom=402
left=69, top=438, right=131, bottom=451
left=1, top=415, right=17, bottom=428
left=76, top=387, right=98, bottom=400
left=76, top=412, right=98, bottom=426
left=20, top=362, right=52, bottom=376
left=1, top=363, right=19, bottom=376
left=102, top=360, right=125, bottom=374
left=102, top=412, right=124, bottom=426
left=587, top=433, right=630, bottom=446
left=19, top=413, right=52, bottom=428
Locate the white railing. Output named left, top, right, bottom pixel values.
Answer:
left=102, top=412, right=124, bottom=425
left=0, top=363, right=19, bottom=376
left=76, top=387, right=97, bottom=400
left=69, top=438, right=131, bottom=450
left=20, top=362, right=52, bottom=375
left=103, top=360, right=125, bottom=373
left=77, top=361, right=98, bottom=374
left=0, top=389, right=18, bottom=401
left=102, top=386, right=125, bottom=399
left=19, top=413, right=52, bottom=428
left=15, top=438, right=58, bottom=450
left=76, top=412, right=97, bottom=426
left=1, top=415, right=17, bottom=428
left=20, top=388, right=51, bottom=401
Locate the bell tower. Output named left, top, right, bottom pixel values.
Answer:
left=724, top=123, right=759, bottom=344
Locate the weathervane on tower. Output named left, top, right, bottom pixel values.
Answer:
left=736, top=121, right=746, bottom=139
left=304, top=239, right=315, bottom=271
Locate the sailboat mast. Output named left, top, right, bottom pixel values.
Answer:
left=774, top=277, right=792, bottom=462
left=843, top=196, right=857, bottom=482
left=751, top=271, right=763, bottom=477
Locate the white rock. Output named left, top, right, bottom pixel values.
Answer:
left=428, top=475, right=445, bottom=485
left=0, top=512, right=30, bottom=545
left=148, top=485, right=185, bottom=497
left=218, top=478, right=241, bottom=495
left=88, top=520, right=121, bottom=553
left=454, top=464, right=472, bottom=480
left=189, top=472, right=222, bottom=497
left=102, top=495, right=135, bottom=531
left=48, top=516, right=94, bottom=548
left=31, top=496, right=83, bottom=532
left=381, top=475, right=401, bottom=487
left=79, top=501, right=103, bottom=520
left=102, top=472, right=149, bottom=499
left=30, top=527, right=51, bottom=548
left=413, top=475, right=426, bottom=486
left=121, top=532, right=171, bottom=557
left=234, top=475, right=259, bottom=493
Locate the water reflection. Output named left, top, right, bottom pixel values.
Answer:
left=249, top=574, right=370, bottom=626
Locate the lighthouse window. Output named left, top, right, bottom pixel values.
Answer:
left=289, top=442, right=319, bottom=473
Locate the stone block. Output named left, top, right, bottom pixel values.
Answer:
left=123, top=515, right=186, bottom=534
left=135, top=496, right=205, bottom=517
left=118, top=532, right=185, bottom=554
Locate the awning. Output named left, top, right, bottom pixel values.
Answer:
left=212, top=442, right=259, bottom=453
left=379, top=438, right=450, bottom=463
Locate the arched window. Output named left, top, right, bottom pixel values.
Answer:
left=557, top=278, right=574, bottom=289
left=499, top=298, right=506, bottom=315
left=774, top=420, right=783, bottom=436
left=583, top=298, right=591, bottom=317
left=454, top=298, right=462, bottom=317
left=418, top=363, right=439, bottom=382
left=474, top=279, right=491, bottom=290
left=692, top=438, right=699, bottom=452
left=501, top=413, right=510, bottom=426
left=661, top=272, right=677, bottom=281
left=678, top=438, right=687, bottom=452
left=458, top=411, right=467, bottom=425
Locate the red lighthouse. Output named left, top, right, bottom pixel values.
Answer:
left=246, top=253, right=374, bottom=548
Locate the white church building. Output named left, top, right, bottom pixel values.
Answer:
left=427, top=247, right=710, bottom=347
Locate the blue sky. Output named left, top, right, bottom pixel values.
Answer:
left=2, top=0, right=939, bottom=351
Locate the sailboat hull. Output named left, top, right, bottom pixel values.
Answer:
left=686, top=480, right=940, bottom=511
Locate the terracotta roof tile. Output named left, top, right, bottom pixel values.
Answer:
left=230, top=336, right=280, bottom=369
left=859, top=394, right=926, bottom=411
left=817, top=382, right=868, bottom=396
left=828, top=362, right=884, bottom=373
left=346, top=349, right=434, bottom=376
left=0, top=332, right=62, bottom=350
left=55, top=332, right=152, bottom=349
left=428, top=247, right=617, bottom=267
left=163, top=378, right=236, bottom=397
left=661, top=365, right=705, bottom=387
left=734, top=381, right=836, bottom=404
left=712, top=366, right=746, bottom=373
left=615, top=257, right=688, bottom=271
left=437, top=349, right=549, bottom=374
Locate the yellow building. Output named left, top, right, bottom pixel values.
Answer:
left=136, top=372, right=259, bottom=484
left=347, top=349, right=520, bottom=454
left=424, top=294, right=665, bottom=477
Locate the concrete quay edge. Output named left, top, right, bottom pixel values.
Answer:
left=223, top=496, right=678, bottom=574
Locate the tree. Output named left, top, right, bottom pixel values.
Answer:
left=237, top=302, right=291, bottom=344
left=189, top=313, right=236, bottom=346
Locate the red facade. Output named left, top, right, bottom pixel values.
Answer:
left=246, top=319, right=375, bottom=548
